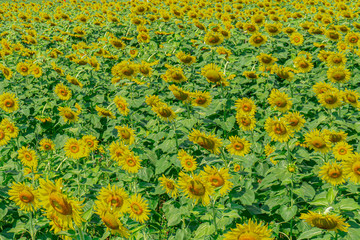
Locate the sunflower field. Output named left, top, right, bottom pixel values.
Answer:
left=2, top=0, right=360, bottom=239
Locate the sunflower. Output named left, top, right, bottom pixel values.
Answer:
left=152, top=103, right=177, bottom=122
left=248, top=32, right=267, bottom=47
left=294, top=56, right=313, bottom=73
left=191, top=91, right=212, bottom=108
left=236, top=112, right=256, bottom=131
left=327, top=66, right=351, bottom=84
left=188, top=129, right=222, bottom=154
left=16, top=61, right=31, bottom=76
left=30, top=64, right=43, bottom=78
left=290, top=32, right=304, bottom=46
left=66, top=75, right=84, bottom=88
left=304, top=130, right=331, bottom=153
left=268, top=89, right=292, bottom=112
left=300, top=211, right=349, bottom=232
left=201, top=63, right=224, bottom=85
left=342, top=89, right=359, bottom=107
left=327, top=52, right=346, bottom=67
left=243, top=71, right=259, bottom=79
left=318, top=89, right=343, bottom=109
left=178, top=149, right=198, bottom=172
left=82, top=135, right=99, bottom=152
left=343, top=153, right=360, bottom=184
left=115, top=125, right=135, bottom=145
left=0, top=92, right=19, bottom=113
left=51, top=62, right=65, bottom=76
left=138, top=60, right=158, bottom=77
left=344, top=32, right=360, bottom=47
left=175, top=51, right=196, bottom=65
left=161, top=64, right=187, bottom=84
left=201, top=166, right=233, bottom=196
left=0, top=126, right=11, bottom=146
left=226, top=136, right=251, bottom=157
left=325, top=29, right=341, bottom=41
left=47, top=212, right=72, bottom=240
left=58, top=106, right=80, bottom=123
left=111, top=60, right=139, bottom=80
left=168, top=85, right=191, bottom=102
left=204, top=31, right=224, bottom=46
left=337, top=41, right=348, bottom=52
left=18, top=146, right=38, bottom=169
left=159, top=175, right=179, bottom=198
left=312, top=82, right=336, bottom=95
left=251, top=14, right=265, bottom=26
left=257, top=53, right=277, bottom=67
left=284, top=112, right=306, bottom=132
left=127, top=194, right=150, bottom=224
left=95, top=185, right=129, bottom=214
left=64, top=138, right=90, bottom=159
left=145, top=95, right=161, bottom=107
left=216, top=47, right=232, bottom=59
left=265, top=22, right=282, bottom=36
left=39, top=139, right=55, bottom=151
left=120, top=151, right=142, bottom=173
left=8, top=182, right=39, bottom=212
left=95, top=202, right=129, bottom=237
left=109, top=141, right=130, bottom=163
left=113, top=96, right=129, bottom=116
left=265, top=117, right=294, bottom=143
left=333, top=142, right=353, bottom=161
left=272, top=64, right=295, bottom=81
left=235, top=98, right=256, bottom=116
left=178, top=172, right=214, bottom=206
left=95, top=105, right=116, bottom=119
left=223, top=219, right=273, bottom=240
left=109, top=37, right=126, bottom=50
left=323, top=129, right=347, bottom=144
left=318, top=50, right=332, bottom=62
left=319, top=162, right=345, bottom=186
left=38, top=178, right=83, bottom=229
left=0, top=65, right=13, bottom=80
left=233, top=163, right=242, bottom=172
left=54, top=83, right=72, bottom=101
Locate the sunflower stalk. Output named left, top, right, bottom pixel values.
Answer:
left=172, top=121, right=179, bottom=149
left=211, top=199, right=218, bottom=236
left=28, top=211, right=36, bottom=240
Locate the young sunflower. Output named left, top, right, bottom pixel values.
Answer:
left=58, top=106, right=80, bottom=123
left=265, top=22, right=282, bottom=36
left=95, top=202, right=129, bottom=237
left=178, top=149, right=198, bottom=172
left=268, top=89, right=292, bottom=112
left=235, top=98, right=256, bottom=116
left=304, top=130, right=331, bottom=153
left=319, top=162, right=345, bottom=186
left=121, top=151, right=142, bottom=174
left=38, top=178, right=83, bottom=229
left=318, top=89, right=343, bottom=109
left=249, top=33, right=267, bottom=47
left=152, top=103, right=177, bottom=122
left=168, top=85, right=191, bottom=102
left=18, top=146, right=38, bottom=169
left=64, top=138, right=89, bottom=160
left=8, top=182, right=39, bottom=212
left=318, top=50, right=332, bottom=62
left=39, top=138, right=55, bottom=151
left=284, top=112, right=306, bottom=132
left=95, top=184, right=129, bottom=214
left=343, top=152, right=360, bottom=184
left=0, top=92, right=19, bottom=113
left=226, top=136, right=251, bottom=156
left=16, top=61, right=31, bottom=76
left=201, top=63, right=224, bottom=85
left=188, top=129, right=222, bottom=154
left=82, top=135, right=99, bottom=152
left=191, top=91, right=212, bottom=108
left=30, top=64, right=43, bottom=78
left=327, top=66, right=351, bottom=84
left=300, top=211, right=349, bottom=232
left=0, top=64, right=13, bottom=80
left=201, top=166, right=233, bottom=196
left=138, top=60, right=158, bottom=77
left=159, top=175, right=179, bottom=198
left=178, top=171, right=214, bottom=206
left=223, top=219, right=273, bottom=240
left=265, top=117, right=294, bottom=143
left=333, top=142, right=353, bottom=161
left=108, top=141, right=130, bottom=163
left=111, top=60, right=139, bottom=80
left=95, top=106, right=116, bottom=119
left=236, top=112, right=256, bottom=131
left=127, top=194, right=150, bottom=224
left=115, top=125, right=135, bottom=145
left=113, top=96, right=129, bottom=116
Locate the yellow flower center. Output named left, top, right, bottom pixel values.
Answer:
left=19, top=189, right=34, bottom=203
left=21, top=66, right=28, bottom=72
left=311, top=138, right=326, bottom=149
left=206, top=70, right=221, bottom=82
left=189, top=180, right=206, bottom=196
left=130, top=202, right=143, bottom=215
left=338, top=147, right=347, bottom=155
left=273, top=123, right=287, bottom=135
left=328, top=168, right=342, bottom=178
left=293, top=36, right=301, bottom=43
left=253, top=36, right=264, bottom=43
left=274, top=97, right=287, bottom=108
left=233, top=142, right=244, bottom=151
left=64, top=111, right=75, bottom=120
left=103, top=212, right=120, bottom=230
left=350, top=36, right=359, bottom=43
left=70, top=144, right=80, bottom=153
left=49, top=192, right=73, bottom=215
left=158, top=107, right=172, bottom=118
left=324, top=94, right=337, bottom=104
left=44, top=143, right=52, bottom=150
left=120, top=129, right=131, bottom=139
left=166, top=181, right=175, bottom=190
left=4, top=99, right=14, bottom=108
left=126, top=157, right=136, bottom=167
left=208, top=34, right=221, bottom=44
left=242, top=103, right=252, bottom=112
left=209, top=173, right=224, bottom=187
left=24, top=152, right=33, bottom=161
left=185, top=159, right=194, bottom=167
left=107, top=195, right=124, bottom=208
left=238, top=232, right=258, bottom=240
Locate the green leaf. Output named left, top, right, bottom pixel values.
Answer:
left=326, top=187, right=337, bottom=205
left=298, top=228, right=323, bottom=239
left=240, top=189, right=255, bottom=205
left=337, top=198, right=360, bottom=211
left=279, top=205, right=298, bottom=222
left=309, top=198, right=328, bottom=206
left=194, top=222, right=215, bottom=239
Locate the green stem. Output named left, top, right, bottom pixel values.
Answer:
left=77, top=225, right=85, bottom=240
left=211, top=200, right=218, bottom=235
left=185, top=102, right=191, bottom=119
left=220, top=148, right=228, bottom=167
left=29, top=211, right=36, bottom=240
left=286, top=141, right=291, bottom=162
left=77, top=160, right=81, bottom=198
left=172, top=121, right=179, bottom=149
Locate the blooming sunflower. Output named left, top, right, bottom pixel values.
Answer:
left=264, top=117, right=294, bottom=143
left=249, top=33, right=267, bottom=47
left=159, top=175, right=179, bottom=198
left=30, top=64, right=42, bottom=78
left=58, top=106, right=80, bottom=123
left=0, top=92, right=19, bottom=113
left=0, top=65, right=13, bottom=80
left=82, top=135, right=99, bottom=152
left=111, top=60, right=139, bottom=80
left=290, top=32, right=304, bottom=46
left=342, top=89, right=359, bottom=108
left=343, top=152, right=360, bottom=184
left=54, top=83, right=72, bottom=101
left=236, top=113, right=256, bottom=131
left=145, top=95, right=161, bottom=107
left=120, top=151, right=142, bottom=173
left=175, top=51, right=196, bottom=65
left=178, top=149, right=198, bottom=172
left=318, top=88, right=343, bottom=109
left=318, top=50, right=332, bottom=62
left=319, top=162, right=345, bottom=186
left=235, top=98, right=256, bottom=116
left=64, top=138, right=89, bottom=159
left=18, top=146, right=38, bottom=169
left=178, top=171, right=214, bottom=206
left=168, top=85, right=191, bottom=102
left=95, top=105, right=116, bottom=119
left=152, top=103, right=177, bottom=122
left=16, top=61, right=31, bottom=76
left=284, top=112, right=306, bottom=132
left=304, top=130, right=331, bottom=153
left=333, top=142, right=353, bottom=161
left=66, top=75, right=83, bottom=88
left=188, top=129, right=222, bottom=154
left=201, top=63, right=224, bottom=85
left=323, top=129, right=347, bottom=144
left=8, top=182, right=39, bottom=212
left=113, top=96, right=129, bottom=116
left=95, top=202, right=129, bottom=237
left=327, top=66, right=351, bottom=84
left=138, top=60, right=158, bottom=77
left=265, top=22, right=282, bottom=36
left=300, top=211, right=349, bottom=232
left=161, top=64, right=187, bottom=84
left=344, top=32, right=360, bottom=47
left=327, top=52, right=346, bottom=67
left=312, top=82, right=336, bottom=96
left=0, top=126, right=11, bottom=146
left=294, top=56, right=313, bottom=73
left=223, top=219, right=273, bottom=240
left=243, top=71, right=259, bottom=79
left=115, top=125, right=135, bottom=145
left=204, top=31, right=224, bottom=46
left=268, top=89, right=292, bottom=112
left=257, top=53, right=277, bottom=67
left=127, top=194, right=150, bottom=224
left=226, top=136, right=251, bottom=156
left=38, top=178, right=83, bottom=229
left=39, top=138, right=55, bottom=151
left=201, top=166, right=233, bottom=196
left=108, top=141, right=130, bottom=163
left=191, top=91, right=212, bottom=108
left=95, top=184, right=129, bottom=214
